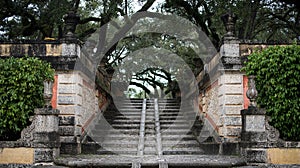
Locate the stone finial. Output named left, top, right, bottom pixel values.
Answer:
left=221, top=11, right=237, bottom=39
left=246, top=75, right=258, bottom=107
left=63, top=10, right=80, bottom=41
left=43, top=80, right=53, bottom=109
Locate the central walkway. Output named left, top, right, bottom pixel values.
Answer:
left=56, top=98, right=246, bottom=167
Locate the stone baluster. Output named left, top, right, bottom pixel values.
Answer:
left=241, top=76, right=268, bottom=164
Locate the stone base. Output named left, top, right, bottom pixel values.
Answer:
left=60, top=143, right=81, bottom=154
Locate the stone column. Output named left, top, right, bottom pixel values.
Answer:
left=218, top=12, right=243, bottom=142
left=241, top=107, right=267, bottom=164
left=32, top=108, right=60, bottom=163
left=240, top=76, right=268, bottom=164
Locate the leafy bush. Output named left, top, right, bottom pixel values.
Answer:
left=0, top=57, right=54, bottom=140
left=242, top=45, right=300, bottom=141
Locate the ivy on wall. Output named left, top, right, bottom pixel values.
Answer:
left=0, top=57, right=54, bottom=140
left=243, top=45, right=300, bottom=141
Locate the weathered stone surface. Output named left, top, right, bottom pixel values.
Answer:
left=244, top=149, right=267, bottom=163
left=220, top=95, right=243, bottom=105
left=225, top=127, right=242, bottom=136
left=224, top=116, right=242, bottom=126
left=60, top=136, right=76, bottom=143
left=223, top=105, right=244, bottom=115
left=0, top=43, right=62, bottom=57
left=59, top=126, right=75, bottom=136
left=221, top=56, right=242, bottom=65
left=219, top=84, right=243, bottom=95
left=33, top=132, right=60, bottom=144
left=59, top=116, right=75, bottom=126
left=57, top=105, right=82, bottom=115
left=60, top=143, right=80, bottom=154
left=58, top=96, right=76, bottom=105
left=61, top=43, right=80, bottom=57
left=245, top=115, right=265, bottom=132
left=58, top=84, right=82, bottom=95
left=34, top=115, right=59, bottom=132
left=220, top=43, right=240, bottom=57
left=34, top=148, right=54, bottom=162
left=241, top=132, right=267, bottom=143
left=221, top=143, right=240, bottom=155
left=57, top=73, right=82, bottom=84
left=219, top=73, right=243, bottom=84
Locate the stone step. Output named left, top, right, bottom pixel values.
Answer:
left=160, top=121, right=188, bottom=124
left=110, top=124, right=140, bottom=129
left=144, top=141, right=156, bottom=147
left=112, top=120, right=142, bottom=124
left=162, top=149, right=204, bottom=155
left=92, top=129, right=139, bottom=135
left=161, top=135, right=196, bottom=141
left=96, top=148, right=138, bottom=155
left=100, top=143, right=138, bottom=148
left=163, top=142, right=201, bottom=148
left=91, top=134, right=139, bottom=140
left=162, top=140, right=200, bottom=146
left=115, top=112, right=142, bottom=116
left=159, top=113, right=180, bottom=117
left=160, top=124, right=190, bottom=128
left=56, top=154, right=246, bottom=167
left=159, top=116, right=185, bottom=120
left=113, top=116, right=141, bottom=120
left=100, top=140, right=139, bottom=145
left=160, top=129, right=192, bottom=134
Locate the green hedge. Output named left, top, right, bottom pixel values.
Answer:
left=0, top=57, right=54, bottom=140
left=242, top=45, right=300, bottom=141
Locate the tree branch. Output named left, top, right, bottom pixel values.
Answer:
left=138, top=0, right=156, bottom=12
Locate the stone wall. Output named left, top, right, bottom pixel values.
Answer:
left=197, top=39, right=245, bottom=142
left=0, top=108, right=60, bottom=164
left=0, top=41, right=112, bottom=155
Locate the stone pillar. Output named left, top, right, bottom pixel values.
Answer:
left=56, top=72, right=83, bottom=154
left=241, top=107, right=267, bottom=164
left=218, top=12, right=243, bottom=142
left=240, top=76, right=268, bottom=165
left=32, top=108, right=60, bottom=163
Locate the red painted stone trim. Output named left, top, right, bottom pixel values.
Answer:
left=243, top=75, right=250, bottom=109
left=51, top=75, right=58, bottom=109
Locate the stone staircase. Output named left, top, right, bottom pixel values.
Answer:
left=56, top=98, right=246, bottom=167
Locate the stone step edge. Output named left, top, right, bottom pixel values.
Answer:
left=55, top=155, right=246, bottom=167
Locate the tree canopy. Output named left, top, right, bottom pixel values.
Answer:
left=1, top=0, right=299, bottom=43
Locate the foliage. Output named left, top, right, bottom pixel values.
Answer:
left=242, top=45, right=300, bottom=141
left=163, top=0, right=300, bottom=46
left=0, top=57, right=54, bottom=140
left=0, top=0, right=73, bottom=40
left=1, top=0, right=299, bottom=46
left=108, top=31, right=200, bottom=98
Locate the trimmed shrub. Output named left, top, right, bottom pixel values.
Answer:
left=0, top=57, right=54, bottom=140
left=242, top=45, right=300, bottom=141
